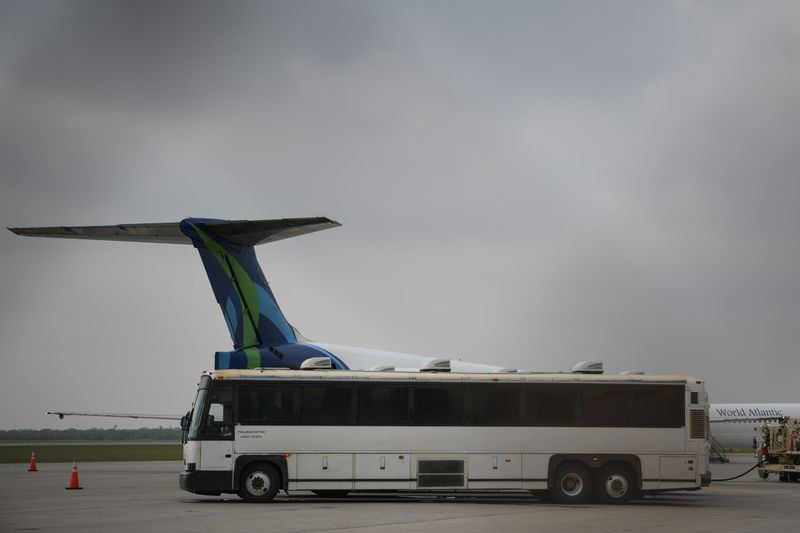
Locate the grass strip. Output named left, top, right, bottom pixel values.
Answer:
left=0, top=444, right=182, bottom=463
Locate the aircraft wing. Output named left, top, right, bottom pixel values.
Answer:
left=47, top=410, right=182, bottom=420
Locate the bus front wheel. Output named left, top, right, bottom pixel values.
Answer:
left=551, top=463, right=592, bottom=504
left=596, top=464, right=636, bottom=504
left=239, top=463, right=280, bottom=503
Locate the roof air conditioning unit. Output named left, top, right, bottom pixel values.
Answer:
left=421, top=359, right=451, bottom=372
left=300, top=357, right=332, bottom=370
left=571, top=361, right=604, bottom=374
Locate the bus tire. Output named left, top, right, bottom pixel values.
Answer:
left=596, top=464, right=636, bottom=504
left=312, top=490, right=349, bottom=498
left=238, top=463, right=280, bottom=503
left=551, top=463, right=592, bottom=504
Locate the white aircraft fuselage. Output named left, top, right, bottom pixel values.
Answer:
left=709, top=403, right=800, bottom=449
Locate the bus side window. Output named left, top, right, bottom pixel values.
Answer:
left=631, top=386, right=684, bottom=427
left=413, top=385, right=466, bottom=425
left=470, top=385, right=522, bottom=425
left=202, top=385, right=234, bottom=440
left=579, top=387, right=630, bottom=427
left=524, top=386, right=577, bottom=426
left=298, top=385, right=352, bottom=424
left=239, top=385, right=296, bottom=424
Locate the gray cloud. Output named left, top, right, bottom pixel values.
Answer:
left=1, top=0, right=798, bottom=429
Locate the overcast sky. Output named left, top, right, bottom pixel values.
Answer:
left=1, top=1, right=798, bottom=429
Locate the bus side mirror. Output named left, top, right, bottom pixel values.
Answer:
left=180, top=411, right=191, bottom=431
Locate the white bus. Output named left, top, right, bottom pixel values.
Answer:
left=179, top=368, right=711, bottom=504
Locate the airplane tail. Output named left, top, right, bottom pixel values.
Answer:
left=9, top=217, right=347, bottom=370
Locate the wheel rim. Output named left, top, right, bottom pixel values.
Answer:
left=560, top=472, right=584, bottom=497
left=604, top=474, right=629, bottom=498
left=245, top=471, right=270, bottom=496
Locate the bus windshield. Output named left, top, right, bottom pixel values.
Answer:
left=188, top=388, right=208, bottom=441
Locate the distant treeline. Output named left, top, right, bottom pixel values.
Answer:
left=0, top=427, right=182, bottom=441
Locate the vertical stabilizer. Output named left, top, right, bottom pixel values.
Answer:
left=179, top=219, right=296, bottom=350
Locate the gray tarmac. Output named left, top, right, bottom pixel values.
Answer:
left=1, top=454, right=798, bottom=533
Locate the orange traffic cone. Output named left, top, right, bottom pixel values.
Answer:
left=27, top=451, right=38, bottom=471
left=65, top=459, right=83, bottom=490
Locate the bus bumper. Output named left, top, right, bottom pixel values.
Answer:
left=179, top=470, right=233, bottom=494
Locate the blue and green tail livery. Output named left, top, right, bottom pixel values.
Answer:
left=9, top=217, right=347, bottom=370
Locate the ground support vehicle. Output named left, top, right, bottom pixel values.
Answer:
left=757, top=417, right=800, bottom=482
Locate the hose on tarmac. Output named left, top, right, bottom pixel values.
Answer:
left=712, top=459, right=767, bottom=482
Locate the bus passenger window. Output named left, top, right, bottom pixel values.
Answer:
left=631, top=387, right=684, bottom=427
left=580, top=388, right=630, bottom=426
left=239, top=385, right=296, bottom=424
left=524, top=387, right=577, bottom=426
left=356, top=386, right=409, bottom=424
left=413, top=386, right=465, bottom=425
left=470, top=386, right=521, bottom=425
left=298, top=385, right=352, bottom=424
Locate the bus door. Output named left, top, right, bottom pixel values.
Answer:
left=198, top=384, right=235, bottom=471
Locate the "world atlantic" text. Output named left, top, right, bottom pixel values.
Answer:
left=715, top=407, right=784, bottom=418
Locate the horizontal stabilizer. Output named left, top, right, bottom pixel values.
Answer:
left=11, top=216, right=343, bottom=368
left=9, top=217, right=340, bottom=246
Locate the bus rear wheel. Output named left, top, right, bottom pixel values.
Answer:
left=596, top=465, right=636, bottom=504
left=551, top=463, right=592, bottom=504
left=239, top=463, right=280, bottom=502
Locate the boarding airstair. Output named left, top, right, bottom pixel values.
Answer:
left=709, top=434, right=730, bottom=463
